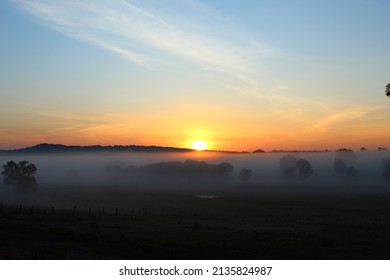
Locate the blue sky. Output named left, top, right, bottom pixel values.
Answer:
left=1, top=0, right=390, bottom=150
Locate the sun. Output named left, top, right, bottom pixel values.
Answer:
left=191, top=140, right=207, bottom=151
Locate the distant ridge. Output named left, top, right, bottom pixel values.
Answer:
left=0, top=143, right=252, bottom=154
left=0, top=143, right=383, bottom=154
left=0, top=143, right=193, bottom=154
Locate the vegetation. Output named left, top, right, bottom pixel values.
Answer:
left=238, top=168, right=253, bottom=182
left=280, top=156, right=314, bottom=180
left=279, top=155, right=297, bottom=179
left=345, top=166, right=359, bottom=181
left=106, top=159, right=234, bottom=178
left=333, top=158, right=347, bottom=176
left=1, top=190, right=390, bottom=259
left=296, top=159, right=313, bottom=180
left=1, top=160, right=37, bottom=190
left=382, top=159, right=390, bottom=182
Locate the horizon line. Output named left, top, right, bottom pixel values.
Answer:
left=0, top=143, right=388, bottom=154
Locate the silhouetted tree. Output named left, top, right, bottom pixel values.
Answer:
left=381, top=159, right=390, bottom=182
left=345, top=166, right=359, bottom=181
left=239, top=168, right=253, bottom=182
left=360, top=147, right=366, bottom=151
left=296, top=159, right=313, bottom=180
left=333, top=158, right=347, bottom=176
left=336, top=148, right=356, bottom=162
left=1, top=160, right=37, bottom=190
left=215, top=162, right=234, bottom=177
left=386, top=82, right=390, bottom=97
left=279, top=155, right=297, bottom=179
left=135, top=159, right=234, bottom=180
left=183, top=159, right=210, bottom=175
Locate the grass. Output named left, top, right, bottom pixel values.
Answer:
left=1, top=185, right=390, bottom=259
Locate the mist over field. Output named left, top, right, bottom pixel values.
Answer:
left=2, top=150, right=390, bottom=197
left=2, top=150, right=390, bottom=260
left=2, top=0, right=390, bottom=261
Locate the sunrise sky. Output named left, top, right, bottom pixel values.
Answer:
left=1, top=0, right=389, bottom=151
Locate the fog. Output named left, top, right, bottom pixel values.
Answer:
left=1, top=150, right=390, bottom=198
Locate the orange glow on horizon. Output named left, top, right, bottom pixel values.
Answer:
left=191, top=140, right=207, bottom=151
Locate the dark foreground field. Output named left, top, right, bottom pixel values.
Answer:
left=1, top=185, right=390, bottom=259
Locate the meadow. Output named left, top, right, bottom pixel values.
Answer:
left=1, top=186, right=390, bottom=259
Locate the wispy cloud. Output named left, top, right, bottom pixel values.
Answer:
left=12, top=0, right=269, bottom=87
left=303, top=106, right=384, bottom=133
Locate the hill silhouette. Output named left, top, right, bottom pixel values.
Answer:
left=0, top=143, right=193, bottom=154
left=0, top=143, right=253, bottom=154
left=0, top=143, right=368, bottom=154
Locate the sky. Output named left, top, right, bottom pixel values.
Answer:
left=0, top=0, right=390, bottom=151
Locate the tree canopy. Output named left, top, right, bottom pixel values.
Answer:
left=1, top=160, right=37, bottom=189
left=296, top=159, right=313, bottom=180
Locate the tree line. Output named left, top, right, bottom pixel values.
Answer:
left=2, top=155, right=390, bottom=191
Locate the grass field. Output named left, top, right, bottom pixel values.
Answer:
left=1, top=184, right=390, bottom=259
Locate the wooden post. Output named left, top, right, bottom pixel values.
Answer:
left=115, top=208, right=118, bottom=216
left=131, top=208, right=134, bottom=220
left=19, top=205, right=22, bottom=214
left=89, top=207, right=92, bottom=215
left=51, top=207, right=55, bottom=215
left=102, top=207, right=105, bottom=214
left=0, top=203, right=3, bottom=215
left=72, top=206, right=77, bottom=215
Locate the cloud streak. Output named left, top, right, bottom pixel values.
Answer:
left=12, top=0, right=265, bottom=86
left=303, top=106, right=384, bottom=134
